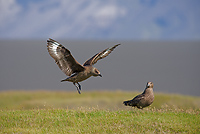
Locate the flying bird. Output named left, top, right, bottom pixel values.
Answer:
left=123, top=82, right=154, bottom=109
left=47, top=38, right=120, bottom=94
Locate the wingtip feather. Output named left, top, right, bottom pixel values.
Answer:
left=111, top=43, right=121, bottom=50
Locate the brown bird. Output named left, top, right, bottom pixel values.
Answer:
left=47, top=38, right=120, bottom=94
left=123, top=82, right=154, bottom=109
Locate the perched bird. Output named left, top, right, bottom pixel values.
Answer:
left=47, top=38, right=120, bottom=94
left=123, top=82, right=154, bottom=109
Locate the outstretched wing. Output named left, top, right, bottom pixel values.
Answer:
left=83, top=44, right=120, bottom=66
left=47, top=38, right=85, bottom=76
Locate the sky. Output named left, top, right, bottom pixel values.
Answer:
left=0, top=0, right=200, bottom=40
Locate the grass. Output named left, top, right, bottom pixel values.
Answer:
left=0, top=90, right=200, bottom=133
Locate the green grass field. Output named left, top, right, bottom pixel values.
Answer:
left=0, top=90, right=200, bottom=133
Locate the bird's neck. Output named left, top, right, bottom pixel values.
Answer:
left=143, top=88, right=153, bottom=94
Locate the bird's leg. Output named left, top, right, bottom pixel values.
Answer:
left=73, top=82, right=81, bottom=94
left=77, top=82, right=81, bottom=90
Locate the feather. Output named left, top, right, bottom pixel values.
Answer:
left=83, top=44, right=120, bottom=66
left=47, top=38, right=85, bottom=76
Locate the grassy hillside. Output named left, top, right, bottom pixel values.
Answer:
left=0, top=90, right=200, bottom=133
left=0, top=90, right=200, bottom=110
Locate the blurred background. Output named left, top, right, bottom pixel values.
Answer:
left=0, top=0, right=200, bottom=96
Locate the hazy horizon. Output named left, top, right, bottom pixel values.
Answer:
left=0, top=40, right=200, bottom=96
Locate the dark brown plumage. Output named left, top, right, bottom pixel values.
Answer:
left=123, top=82, right=154, bottom=109
left=47, top=38, right=120, bottom=94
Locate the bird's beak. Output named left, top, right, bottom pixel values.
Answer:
left=147, top=83, right=150, bottom=87
left=98, top=74, right=102, bottom=77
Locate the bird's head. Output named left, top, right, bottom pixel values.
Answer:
left=92, top=67, right=102, bottom=77
left=146, top=82, right=153, bottom=88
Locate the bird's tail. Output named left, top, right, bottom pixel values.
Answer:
left=61, top=78, right=69, bottom=82
left=123, top=100, right=132, bottom=106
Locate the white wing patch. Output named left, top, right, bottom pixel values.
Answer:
left=48, top=43, right=61, bottom=59
left=53, top=41, right=60, bottom=46
left=51, top=44, right=59, bottom=56
left=49, top=44, right=60, bottom=57
left=102, top=50, right=109, bottom=57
